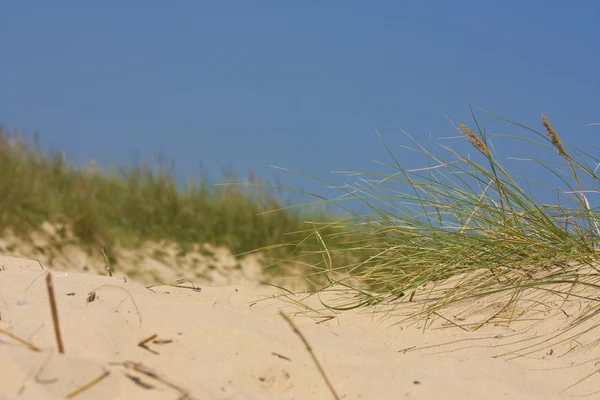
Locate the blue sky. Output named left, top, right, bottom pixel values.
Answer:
left=2, top=1, right=599, bottom=209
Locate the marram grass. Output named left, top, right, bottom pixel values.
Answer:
left=0, top=125, right=345, bottom=277
left=264, top=108, right=600, bottom=328
left=258, top=108, right=600, bottom=390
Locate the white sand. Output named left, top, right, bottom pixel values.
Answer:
left=1, top=255, right=598, bottom=399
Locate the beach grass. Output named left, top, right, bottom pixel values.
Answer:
left=4, top=109, right=600, bottom=307
left=0, top=125, right=352, bottom=279
left=263, top=108, right=600, bottom=331
left=255, top=108, right=600, bottom=390
left=5, top=109, right=600, bottom=392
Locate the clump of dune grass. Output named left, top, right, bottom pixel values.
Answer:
left=265, top=107, right=600, bottom=323
left=0, top=125, right=343, bottom=277
left=261, top=107, right=600, bottom=391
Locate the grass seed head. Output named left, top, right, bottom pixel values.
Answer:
left=541, top=114, right=566, bottom=158
left=458, top=122, right=490, bottom=157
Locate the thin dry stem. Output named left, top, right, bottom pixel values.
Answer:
left=101, top=247, right=113, bottom=277
left=112, top=361, right=198, bottom=400
left=279, top=311, right=341, bottom=400
left=89, top=284, right=142, bottom=327
left=46, top=272, right=64, bottom=354
left=0, top=328, right=42, bottom=352
left=138, top=333, right=159, bottom=354
left=65, top=369, right=110, bottom=398
left=138, top=334, right=158, bottom=347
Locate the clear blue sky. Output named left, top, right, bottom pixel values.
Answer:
left=2, top=1, right=599, bottom=208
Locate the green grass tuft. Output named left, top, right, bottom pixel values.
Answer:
left=269, top=107, right=600, bottom=318
left=0, top=124, right=349, bottom=279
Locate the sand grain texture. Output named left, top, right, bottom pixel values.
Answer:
left=0, top=255, right=597, bottom=399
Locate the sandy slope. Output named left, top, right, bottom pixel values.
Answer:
left=1, top=255, right=599, bottom=400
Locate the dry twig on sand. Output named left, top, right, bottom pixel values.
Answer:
left=279, top=311, right=341, bottom=400
left=0, top=328, right=42, bottom=352
left=138, top=334, right=158, bottom=348
left=65, top=369, right=110, bottom=398
left=111, top=361, right=198, bottom=400
left=137, top=334, right=160, bottom=354
left=46, top=272, right=64, bottom=353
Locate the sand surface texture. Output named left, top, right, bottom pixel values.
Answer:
left=1, top=255, right=598, bottom=399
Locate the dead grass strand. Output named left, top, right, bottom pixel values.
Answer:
left=46, top=272, right=64, bottom=354
left=0, top=328, right=42, bottom=352
left=280, top=311, right=341, bottom=400
left=65, top=369, right=110, bottom=399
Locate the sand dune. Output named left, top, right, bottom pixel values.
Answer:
left=1, top=255, right=598, bottom=399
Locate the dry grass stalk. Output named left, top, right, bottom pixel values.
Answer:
left=112, top=361, right=197, bottom=400
left=101, top=247, right=113, bottom=277
left=46, top=272, right=64, bottom=353
left=312, top=315, right=337, bottom=324
left=0, top=328, right=42, bottom=352
left=279, top=311, right=341, bottom=400
left=138, top=334, right=158, bottom=347
left=65, top=369, right=110, bottom=398
left=459, top=122, right=490, bottom=157
left=137, top=333, right=159, bottom=354
left=272, top=351, right=292, bottom=361
left=146, top=282, right=202, bottom=292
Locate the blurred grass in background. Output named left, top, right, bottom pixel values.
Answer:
left=0, top=125, right=356, bottom=280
